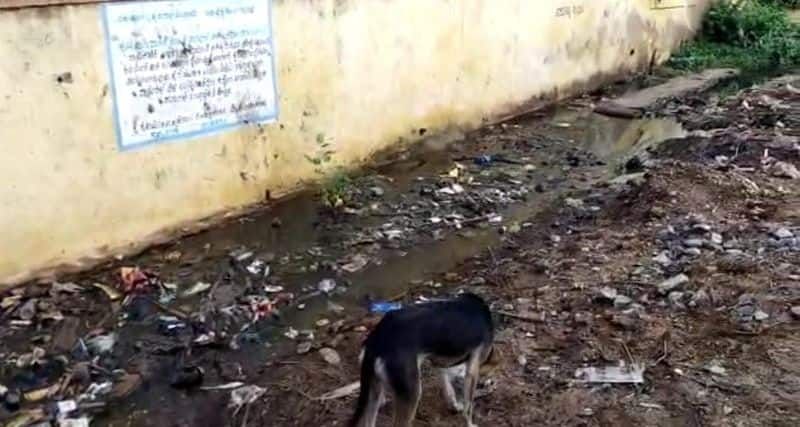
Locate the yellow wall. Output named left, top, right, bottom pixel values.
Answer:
left=0, top=0, right=706, bottom=288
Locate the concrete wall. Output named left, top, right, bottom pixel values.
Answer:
left=0, top=0, right=707, bottom=288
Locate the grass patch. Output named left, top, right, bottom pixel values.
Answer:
left=670, top=0, right=800, bottom=84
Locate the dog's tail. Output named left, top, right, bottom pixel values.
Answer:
left=349, top=348, right=376, bottom=427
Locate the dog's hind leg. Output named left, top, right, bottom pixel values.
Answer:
left=386, top=356, right=422, bottom=427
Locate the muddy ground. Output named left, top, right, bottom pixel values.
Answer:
left=2, top=74, right=800, bottom=427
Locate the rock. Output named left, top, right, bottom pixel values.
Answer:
left=790, top=306, right=800, bottom=319
left=517, top=355, right=528, bottom=366
left=574, top=311, right=592, bottom=325
left=271, top=217, right=283, bottom=228
left=706, top=363, right=727, bottom=376
left=658, top=274, right=689, bottom=294
left=16, top=299, right=37, bottom=321
left=550, top=234, right=561, bottom=243
left=596, top=286, right=617, bottom=301
left=773, top=228, right=794, bottom=240
left=683, top=247, right=702, bottom=256
left=611, top=313, right=638, bottom=330
left=754, top=310, right=769, bottom=321
left=717, top=254, right=758, bottom=274
left=613, top=295, right=633, bottom=308
left=86, top=333, right=116, bottom=355
left=692, top=223, right=712, bottom=233
left=51, top=316, right=80, bottom=353
left=710, top=233, right=723, bottom=245
left=668, top=291, right=685, bottom=307
left=341, top=255, right=369, bottom=273
left=653, top=251, right=672, bottom=267
left=608, top=172, right=645, bottom=187
left=683, top=238, right=705, bottom=248
left=769, top=161, right=800, bottom=179
left=319, top=348, right=341, bottom=365
left=296, top=342, right=313, bottom=354
left=689, top=289, right=710, bottom=307
left=565, top=198, right=584, bottom=209
left=369, top=186, right=385, bottom=197
left=318, top=279, right=337, bottom=294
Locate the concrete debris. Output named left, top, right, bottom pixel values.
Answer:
left=658, top=274, right=689, bottom=295
left=574, top=363, right=645, bottom=384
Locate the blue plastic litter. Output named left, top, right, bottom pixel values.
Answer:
left=369, top=301, right=403, bottom=314
left=474, top=155, right=493, bottom=166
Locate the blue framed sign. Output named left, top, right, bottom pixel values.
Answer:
left=102, top=0, right=279, bottom=151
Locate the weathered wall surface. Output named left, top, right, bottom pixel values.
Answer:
left=0, top=0, right=706, bottom=288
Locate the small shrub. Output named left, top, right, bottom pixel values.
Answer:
left=670, top=0, right=800, bottom=76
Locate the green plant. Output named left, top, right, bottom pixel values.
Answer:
left=304, top=132, right=352, bottom=210
left=670, top=0, right=800, bottom=78
left=320, top=170, right=351, bottom=210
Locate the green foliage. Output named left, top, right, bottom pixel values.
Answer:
left=320, top=171, right=351, bottom=210
left=304, top=132, right=351, bottom=210
left=670, top=0, right=800, bottom=76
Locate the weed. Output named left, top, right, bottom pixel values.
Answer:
left=304, top=132, right=352, bottom=210
left=320, top=171, right=351, bottom=210
left=670, top=0, right=800, bottom=80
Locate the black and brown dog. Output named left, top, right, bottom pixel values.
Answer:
left=349, top=292, right=499, bottom=427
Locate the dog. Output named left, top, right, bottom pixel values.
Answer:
left=349, top=292, right=498, bottom=427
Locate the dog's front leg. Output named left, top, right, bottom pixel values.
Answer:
left=462, top=353, right=482, bottom=427
left=441, top=367, right=464, bottom=412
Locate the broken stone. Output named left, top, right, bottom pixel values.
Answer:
left=52, top=316, right=80, bottom=353
left=341, top=255, right=369, bottom=273
left=769, top=161, right=800, bottom=179
left=182, top=281, right=212, bottom=297
left=754, top=310, right=769, bottom=321
left=550, top=234, right=562, bottom=243
left=16, top=299, right=37, bottom=321
left=790, top=306, right=800, bottom=319
left=668, top=291, right=685, bottom=307
left=319, top=348, right=341, bottom=365
left=653, top=251, right=672, bottom=267
left=565, top=198, right=584, bottom=209
left=691, top=223, right=712, bottom=233
left=773, top=228, right=794, bottom=240
left=683, top=238, right=705, bottom=248
left=710, top=233, right=723, bottom=245
left=596, top=287, right=617, bottom=301
left=86, top=333, right=116, bottom=355
left=296, top=342, right=312, bottom=355
left=705, top=363, right=727, bottom=376
left=689, top=289, right=710, bottom=308
left=613, top=295, right=633, bottom=309
left=608, top=172, right=645, bottom=187
left=318, top=279, right=337, bottom=294
left=658, top=274, right=689, bottom=294
left=683, top=247, right=702, bottom=256
left=369, top=186, right=385, bottom=197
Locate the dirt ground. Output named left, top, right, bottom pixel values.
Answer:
left=247, top=77, right=800, bottom=427
left=2, top=74, right=800, bottom=427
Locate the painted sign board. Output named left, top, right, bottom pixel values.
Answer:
left=102, top=0, right=278, bottom=150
